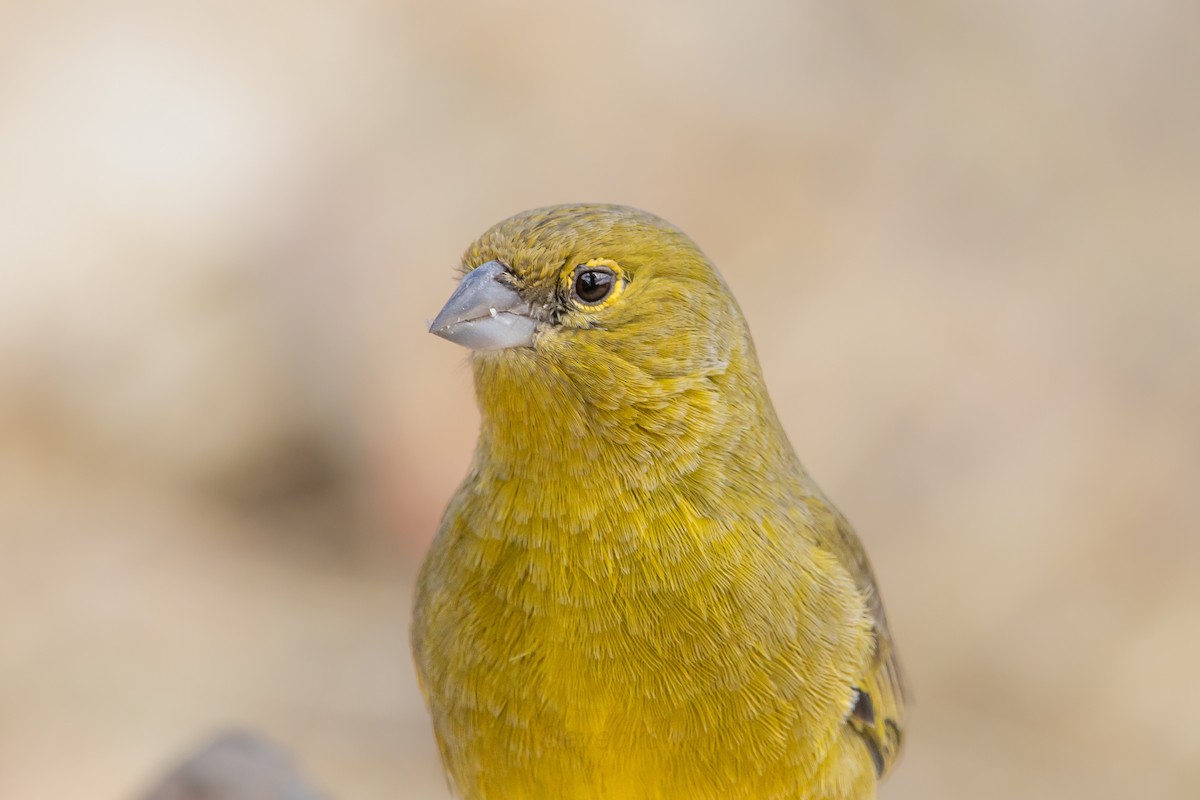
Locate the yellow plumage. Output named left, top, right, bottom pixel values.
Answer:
left=413, top=204, right=906, bottom=799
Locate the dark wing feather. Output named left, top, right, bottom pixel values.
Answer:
left=828, top=511, right=907, bottom=778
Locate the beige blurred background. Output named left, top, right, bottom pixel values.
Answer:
left=1, top=1, right=1197, bottom=798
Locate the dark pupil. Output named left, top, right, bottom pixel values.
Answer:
left=575, top=269, right=613, bottom=303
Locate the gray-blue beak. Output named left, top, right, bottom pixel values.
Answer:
left=429, top=261, right=538, bottom=350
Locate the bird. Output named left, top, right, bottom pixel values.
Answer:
left=412, top=204, right=906, bottom=800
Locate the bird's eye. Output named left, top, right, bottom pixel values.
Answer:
left=572, top=266, right=615, bottom=304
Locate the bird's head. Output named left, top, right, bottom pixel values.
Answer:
left=432, top=203, right=751, bottom=386
left=430, top=204, right=781, bottom=481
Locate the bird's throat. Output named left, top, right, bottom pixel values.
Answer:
left=469, top=347, right=802, bottom=521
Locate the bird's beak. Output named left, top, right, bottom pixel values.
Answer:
left=429, top=260, right=538, bottom=350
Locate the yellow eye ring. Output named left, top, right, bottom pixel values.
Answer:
left=566, top=258, right=626, bottom=310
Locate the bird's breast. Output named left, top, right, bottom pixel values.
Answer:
left=413, top=469, right=871, bottom=799
left=426, top=481, right=802, bottom=732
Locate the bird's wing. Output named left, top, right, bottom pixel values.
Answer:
left=825, top=511, right=907, bottom=778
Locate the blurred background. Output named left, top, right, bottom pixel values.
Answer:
left=1, top=1, right=1197, bottom=798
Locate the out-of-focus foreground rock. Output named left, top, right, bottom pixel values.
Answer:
left=1, top=2, right=1196, bottom=799
left=139, top=731, right=325, bottom=800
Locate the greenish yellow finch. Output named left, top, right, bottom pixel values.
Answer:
left=413, top=204, right=906, bottom=799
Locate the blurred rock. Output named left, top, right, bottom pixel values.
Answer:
left=140, top=731, right=325, bottom=800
